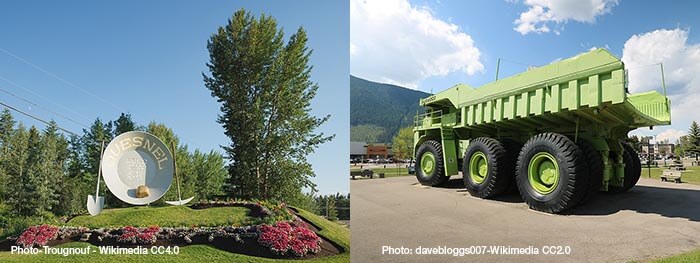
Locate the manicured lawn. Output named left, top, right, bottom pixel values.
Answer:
left=0, top=242, right=348, bottom=263
left=639, top=248, right=700, bottom=263
left=0, top=207, right=349, bottom=262
left=638, top=166, right=700, bottom=185
left=293, top=207, right=350, bottom=251
left=65, top=205, right=252, bottom=228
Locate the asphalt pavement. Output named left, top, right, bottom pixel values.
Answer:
left=351, top=175, right=700, bottom=263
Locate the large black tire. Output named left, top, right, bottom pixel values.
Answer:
left=463, top=137, right=511, bottom=198
left=415, top=140, right=449, bottom=186
left=609, top=142, right=642, bottom=193
left=516, top=133, right=589, bottom=213
left=577, top=139, right=603, bottom=204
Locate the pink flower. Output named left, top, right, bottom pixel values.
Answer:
left=257, top=221, right=322, bottom=257
left=16, top=225, right=59, bottom=248
left=117, top=226, right=160, bottom=244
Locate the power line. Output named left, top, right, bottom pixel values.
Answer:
left=0, top=100, right=78, bottom=136
left=0, top=85, right=89, bottom=129
left=0, top=47, right=208, bottom=150
left=0, top=47, right=126, bottom=113
left=0, top=73, right=93, bottom=124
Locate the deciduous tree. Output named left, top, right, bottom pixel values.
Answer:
left=392, top=127, right=414, bottom=161
left=203, top=9, right=333, bottom=202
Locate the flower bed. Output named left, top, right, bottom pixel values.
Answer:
left=259, top=221, right=322, bottom=257
left=91, top=225, right=259, bottom=245
left=116, top=226, right=160, bottom=244
left=11, top=222, right=321, bottom=257
left=14, top=225, right=88, bottom=248
left=16, top=225, right=58, bottom=248
left=6, top=201, right=331, bottom=258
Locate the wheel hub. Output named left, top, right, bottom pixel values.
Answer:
left=528, top=152, right=560, bottom=194
left=469, top=151, right=488, bottom=184
left=539, top=161, right=557, bottom=185
left=421, top=152, right=436, bottom=175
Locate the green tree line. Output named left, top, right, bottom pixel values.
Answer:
left=313, top=193, right=350, bottom=221
left=1, top=9, right=338, bottom=238
left=0, top=109, right=227, bottom=237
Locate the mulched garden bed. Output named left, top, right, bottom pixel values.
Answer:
left=287, top=207, right=346, bottom=255
left=0, top=202, right=344, bottom=260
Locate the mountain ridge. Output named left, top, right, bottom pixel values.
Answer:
left=350, top=75, right=429, bottom=143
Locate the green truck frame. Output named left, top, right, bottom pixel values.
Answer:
left=413, top=49, right=670, bottom=213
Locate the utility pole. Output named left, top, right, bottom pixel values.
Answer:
left=647, top=136, right=652, bottom=178
left=495, top=58, right=501, bottom=81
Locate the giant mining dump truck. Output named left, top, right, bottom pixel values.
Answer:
left=413, top=49, right=671, bottom=213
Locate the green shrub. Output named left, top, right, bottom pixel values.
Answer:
left=0, top=213, right=59, bottom=240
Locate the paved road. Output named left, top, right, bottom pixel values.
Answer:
left=351, top=175, right=700, bottom=263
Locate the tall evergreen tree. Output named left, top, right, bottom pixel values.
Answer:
left=83, top=118, right=112, bottom=175
left=0, top=109, right=13, bottom=144
left=113, top=113, right=136, bottom=136
left=25, top=126, right=57, bottom=215
left=81, top=118, right=114, bottom=206
left=5, top=124, right=32, bottom=216
left=66, top=134, right=84, bottom=178
left=62, top=133, right=92, bottom=214
left=203, top=9, right=333, bottom=201
left=687, top=121, right=700, bottom=159
left=0, top=109, right=15, bottom=198
left=42, top=122, right=70, bottom=215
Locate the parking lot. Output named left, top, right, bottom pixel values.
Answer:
left=351, top=175, right=700, bottom=262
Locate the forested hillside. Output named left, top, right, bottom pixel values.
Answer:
left=350, top=76, right=429, bottom=143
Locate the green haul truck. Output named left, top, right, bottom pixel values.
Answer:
left=413, top=49, right=671, bottom=213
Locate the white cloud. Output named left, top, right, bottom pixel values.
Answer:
left=350, top=0, right=484, bottom=89
left=513, top=0, right=619, bottom=35
left=621, top=28, right=700, bottom=126
left=655, top=129, right=687, bottom=144
left=350, top=43, right=357, bottom=56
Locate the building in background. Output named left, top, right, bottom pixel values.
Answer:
left=641, top=143, right=675, bottom=157
left=350, top=141, right=367, bottom=160
left=350, top=141, right=394, bottom=161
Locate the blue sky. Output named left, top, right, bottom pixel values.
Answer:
left=0, top=0, right=348, bottom=195
left=351, top=0, right=700, bottom=144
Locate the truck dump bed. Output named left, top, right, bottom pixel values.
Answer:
left=417, top=49, right=670, bottom=131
